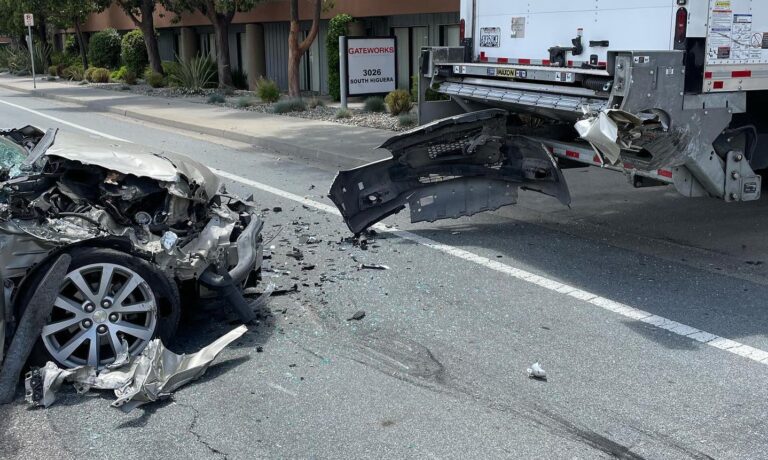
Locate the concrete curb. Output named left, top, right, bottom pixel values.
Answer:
left=0, top=82, right=385, bottom=168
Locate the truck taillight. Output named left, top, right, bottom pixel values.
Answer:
left=460, top=19, right=466, bottom=43
left=675, top=7, right=688, bottom=48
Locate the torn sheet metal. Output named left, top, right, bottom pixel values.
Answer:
left=25, top=325, right=247, bottom=411
left=575, top=111, right=620, bottom=164
left=576, top=109, right=675, bottom=167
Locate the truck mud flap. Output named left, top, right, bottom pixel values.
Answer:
left=329, top=110, right=571, bottom=234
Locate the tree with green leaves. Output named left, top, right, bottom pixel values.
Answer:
left=164, top=0, right=258, bottom=88
left=48, top=0, right=109, bottom=70
left=111, top=0, right=164, bottom=74
left=0, top=0, right=52, bottom=48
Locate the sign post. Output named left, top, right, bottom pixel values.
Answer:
left=23, top=13, right=35, bottom=89
left=339, top=36, right=397, bottom=110
left=339, top=36, right=348, bottom=110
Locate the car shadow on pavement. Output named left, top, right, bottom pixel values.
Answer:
left=173, top=295, right=277, bottom=355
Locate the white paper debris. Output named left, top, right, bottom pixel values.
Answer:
left=527, top=362, right=547, bottom=381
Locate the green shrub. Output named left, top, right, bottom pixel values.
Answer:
left=89, top=68, right=110, bottom=83
left=84, top=67, right=96, bottom=82
left=4, top=46, right=30, bottom=74
left=110, top=65, right=133, bottom=82
left=64, top=35, right=80, bottom=56
left=32, top=42, right=51, bottom=74
left=48, top=65, right=58, bottom=77
left=335, top=108, right=352, bottom=119
left=256, top=77, right=280, bottom=103
left=398, top=113, right=418, bottom=128
left=236, top=96, right=255, bottom=108
left=50, top=51, right=64, bottom=66
left=411, top=75, right=450, bottom=102
left=231, top=68, right=248, bottom=90
left=207, top=93, right=226, bottom=104
left=169, top=54, right=217, bottom=92
left=308, top=97, right=325, bottom=109
left=62, top=64, right=84, bottom=81
left=121, top=30, right=148, bottom=74
left=88, top=28, right=121, bottom=69
left=385, top=89, right=413, bottom=116
left=123, top=70, right=137, bottom=85
left=326, top=13, right=354, bottom=101
left=162, top=61, right=180, bottom=80
left=273, top=98, right=306, bottom=114
left=144, top=69, right=165, bottom=88
left=364, top=96, right=386, bottom=113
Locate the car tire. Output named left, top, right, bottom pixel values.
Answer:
left=17, top=247, right=180, bottom=370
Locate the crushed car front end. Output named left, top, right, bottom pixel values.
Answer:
left=0, top=126, right=263, bottom=369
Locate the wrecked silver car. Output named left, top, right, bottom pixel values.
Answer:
left=0, top=126, right=263, bottom=370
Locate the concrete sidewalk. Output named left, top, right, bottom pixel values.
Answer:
left=0, top=75, right=391, bottom=166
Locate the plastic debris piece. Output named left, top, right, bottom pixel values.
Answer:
left=358, top=263, right=390, bottom=271
left=250, top=283, right=276, bottom=310
left=527, top=362, right=547, bottom=381
left=272, top=284, right=299, bottom=296
left=161, top=231, right=179, bottom=253
left=287, top=247, right=304, bottom=260
left=347, top=311, right=366, bottom=321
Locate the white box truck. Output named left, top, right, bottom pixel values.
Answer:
left=330, top=0, right=768, bottom=233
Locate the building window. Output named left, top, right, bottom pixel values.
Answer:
left=441, top=25, right=461, bottom=47
left=236, top=33, right=243, bottom=70
left=392, top=26, right=429, bottom=91
left=173, top=33, right=180, bottom=58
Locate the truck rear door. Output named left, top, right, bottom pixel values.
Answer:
left=474, top=0, right=679, bottom=66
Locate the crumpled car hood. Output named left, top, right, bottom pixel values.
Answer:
left=45, top=132, right=220, bottom=200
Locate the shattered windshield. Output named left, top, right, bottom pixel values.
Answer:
left=0, top=136, right=26, bottom=180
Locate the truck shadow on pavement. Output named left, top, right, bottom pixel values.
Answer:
left=404, top=220, right=768, bottom=352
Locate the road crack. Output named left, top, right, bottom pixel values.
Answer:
left=176, top=401, right=229, bottom=459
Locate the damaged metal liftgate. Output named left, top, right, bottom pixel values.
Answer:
left=434, top=50, right=764, bottom=202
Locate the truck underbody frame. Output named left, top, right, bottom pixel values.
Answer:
left=419, top=48, right=763, bottom=204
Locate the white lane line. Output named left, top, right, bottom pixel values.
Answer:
left=0, top=98, right=131, bottom=143
left=7, top=97, right=765, bottom=366
left=266, top=382, right=298, bottom=397
left=216, top=169, right=768, bottom=367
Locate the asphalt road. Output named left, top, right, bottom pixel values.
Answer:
left=1, top=88, right=768, bottom=459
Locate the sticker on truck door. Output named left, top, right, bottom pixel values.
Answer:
left=511, top=17, right=526, bottom=39
left=706, top=0, right=768, bottom=65
left=480, top=27, right=501, bottom=48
